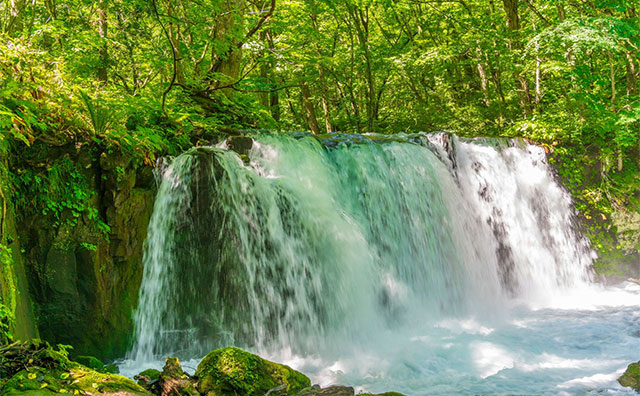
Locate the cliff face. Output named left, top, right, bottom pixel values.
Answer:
left=2, top=142, right=156, bottom=360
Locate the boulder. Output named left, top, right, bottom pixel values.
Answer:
left=225, top=137, right=254, bottom=156
left=618, top=362, right=640, bottom=390
left=195, top=347, right=310, bottom=396
left=135, top=368, right=162, bottom=387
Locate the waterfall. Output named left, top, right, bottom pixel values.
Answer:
left=128, top=133, right=593, bottom=364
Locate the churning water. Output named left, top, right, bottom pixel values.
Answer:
left=119, top=133, right=640, bottom=395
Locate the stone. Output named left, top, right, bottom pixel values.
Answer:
left=74, top=355, right=105, bottom=371
left=195, top=347, right=310, bottom=396
left=225, top=136, right=254, bottom=156
left=296, top=385, right=354, bottom=396
left=157, top=358, right=199, bottom=396
left=134, top=368, right=162, bottom=387
left=295, top=385, right=406, bottom=396
left=618, top=362, right=640, bottom=390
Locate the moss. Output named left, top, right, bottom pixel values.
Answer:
left=2, top=365, right=151, bottom=395
left=134, top=369, right=161, bottom=386
left=195, top=347, right=310, bottom=396
left=618, top=362, right=640, bottom=390
left=0, top=340, right=150, bottom=395
left=73, top=356, right=104, bottom=371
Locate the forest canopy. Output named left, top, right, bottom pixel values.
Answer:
left=0, top=0, right=638, bottom=211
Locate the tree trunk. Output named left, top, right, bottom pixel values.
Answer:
left=7, top=0, right=26, bottom=35
left=97, top=0, right=108, bottom=84
left=346, top=3, right=376, bottom=131
left=625, top=52, right=637, bottom=96
left=556, top=3, right=566, bottom=20
left=309, top=2, right=333, bottom=133
left=301, top=83, right=321, bottom=135
left=501, top=0, right=532, bottom=115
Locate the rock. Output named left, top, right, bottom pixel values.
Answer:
left=225, top=136, right=254, bottom=156
left=75, top=355, right=105, bottom=371
left=296, top=385, right=354, bottom=396
left=618, top=362, right=640, bottom=390
left=195, top=347, right=310, bottom=396
left=135, top=368, right=162, bottom=386
left=295, top=385, right=406, bottom=396
left=156, top=357, right=199, bottom=396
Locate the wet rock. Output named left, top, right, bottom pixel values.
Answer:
left=27, top=146, right=156, bottom=360
left=618, top=362, right=640, bottom=390
left=296, top=385, right=406, bottom=396
left=135, top=368, right=162, bottom=387
left=225, top=136, right=254, bottom=156
left=296, top=385, right=354, bottom=396
left=154, top=358, right=199, bottom=396
left=195, top=347, right=310, bottom=396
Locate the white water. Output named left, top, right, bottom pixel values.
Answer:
left=120, top=133, right=640, bottom=395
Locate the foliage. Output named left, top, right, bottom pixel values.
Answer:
left=10, top=157, right=109, bottom=235
left=0, top=303, right=13, bottom=345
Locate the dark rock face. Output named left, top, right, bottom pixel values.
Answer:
left=14, top=146, right=156, bottom=360
left=225, top=136, right=254, bottom=156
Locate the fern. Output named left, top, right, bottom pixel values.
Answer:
left=78, top=90, right=114, bottom=135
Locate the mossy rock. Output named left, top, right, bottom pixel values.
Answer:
left=296, top=386, right=406, bottom=396
left=134, top=368, right=161, bottom=386
left=0, top=340, right=150, bottom=396
left=618, top=362, right=640, bottom=390
left=1, top=365, right=151, bottom=396
left=74, top=356, right=104, bottom=371
left=195, top=347, right=310, bottom=396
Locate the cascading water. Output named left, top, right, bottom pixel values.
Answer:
left=122, top=133, right=640, bottom=395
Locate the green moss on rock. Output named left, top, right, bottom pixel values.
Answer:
left=74, top=356, right=104, bottom=371
left=195, top=347, right=310, bottom=396
left=618, top=362, right=640, bottom=390
left=295, top=385, right=406, bottom=396
left=2, top=365, right=150, bottom=396
left=134, top=368, right=161, bottom=386
left=0, top=340, right=150, bottom=396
